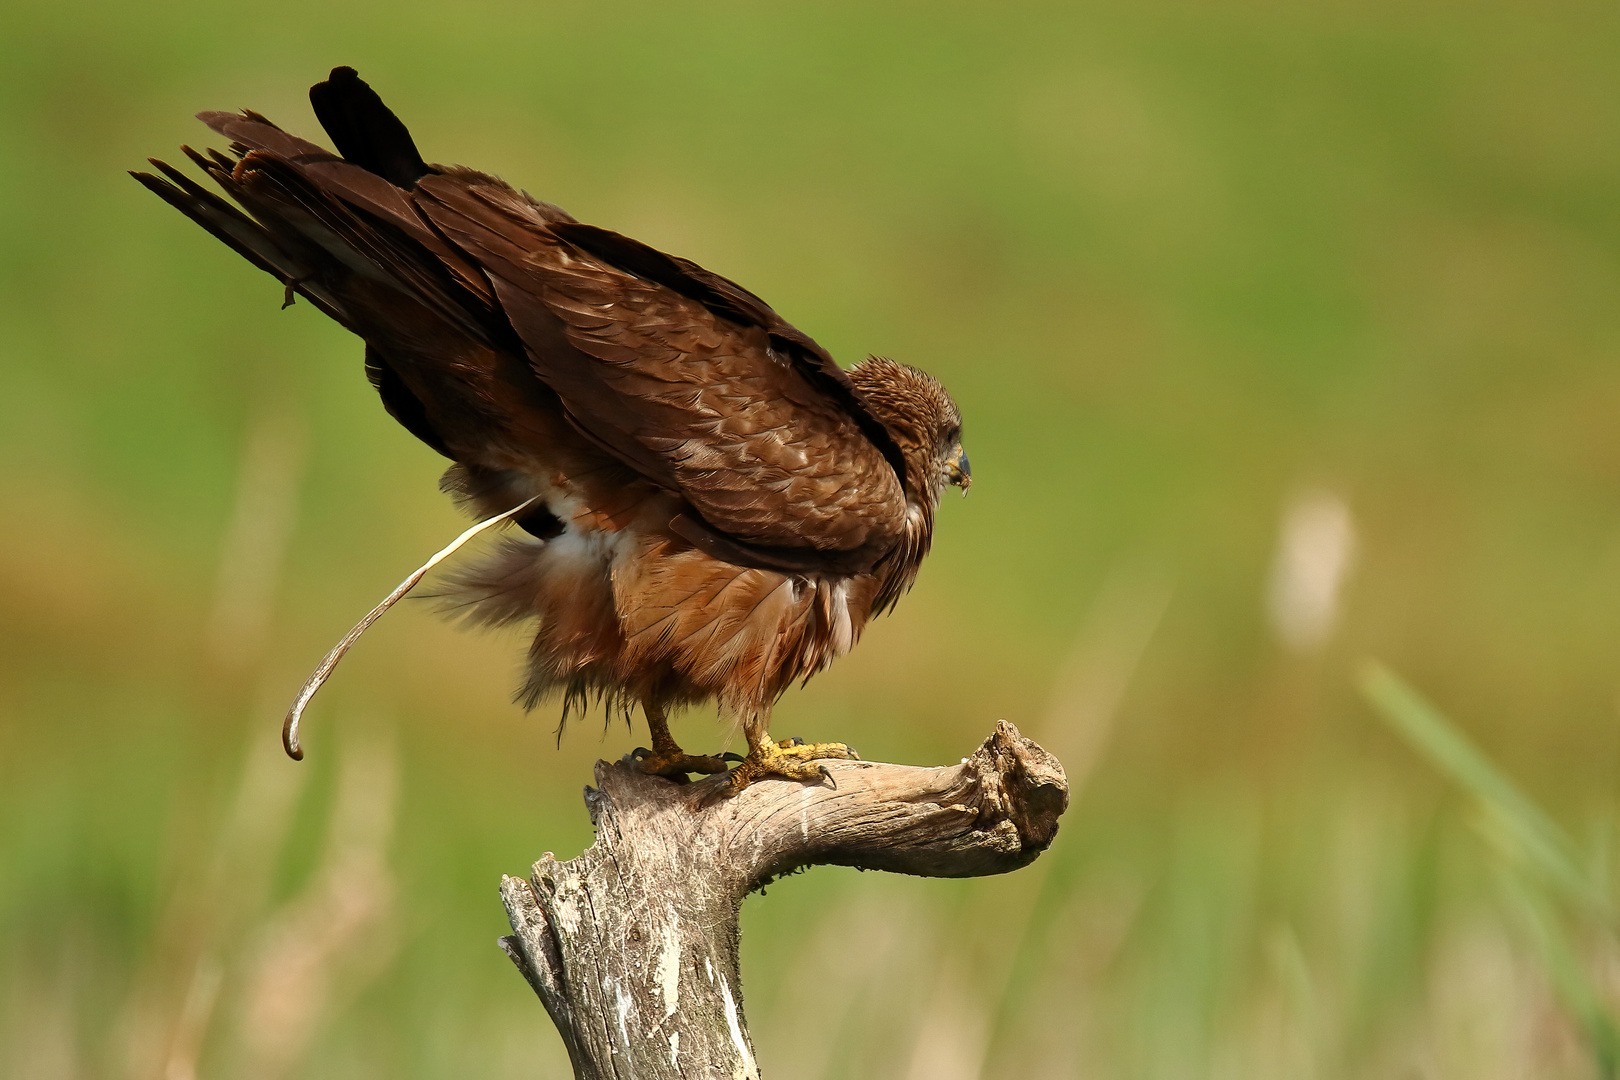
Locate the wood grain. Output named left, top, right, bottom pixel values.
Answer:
left=499, top=721, right=1068, bottom=1078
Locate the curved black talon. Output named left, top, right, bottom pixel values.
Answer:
left=722, top=752, right=746, bottom=763
left=818, top=765, right=836, bottom=789
left=630, top=746, right=653, bottom=761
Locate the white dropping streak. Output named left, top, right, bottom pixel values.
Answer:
left=1266, top=489, right=1357, bottom=653
left=668, top=1032, right=679, bottom=1068
left=610, top=976, right=633, bottom=1049
left=553, top=892, right=582, bottom=935
left=656, top=921, right=681, bottom=1017
left=281, top=495, right=541, bottom=759
left=719, top=976, right=759, bottom=1079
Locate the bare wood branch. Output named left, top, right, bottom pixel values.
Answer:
left=499, top=720, right=1068, bottom=1079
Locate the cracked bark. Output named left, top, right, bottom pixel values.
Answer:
left=498, top=720, right=1068, bottom=1079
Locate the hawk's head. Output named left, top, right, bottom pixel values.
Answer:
left=849, top=356, right=970, bottom=503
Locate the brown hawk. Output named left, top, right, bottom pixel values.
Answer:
left=134, top=67, right=970, bottom=797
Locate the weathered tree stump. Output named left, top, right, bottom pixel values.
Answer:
left=498, top=720, right=1068, bottom=1079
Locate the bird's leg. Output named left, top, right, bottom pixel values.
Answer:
left=631, top=703, right=731, bottom=780
left=703, top=712, right=859, bottom=802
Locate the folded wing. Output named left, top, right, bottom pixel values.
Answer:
left=139, top=101, right=910, bottom=570
left=409, top=176, right=907, bottom=558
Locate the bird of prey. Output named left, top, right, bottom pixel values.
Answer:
left=133, top=67, right=970, bottom=798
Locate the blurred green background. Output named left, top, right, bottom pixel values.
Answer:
left=5, top=1, right=1620, bottom=1076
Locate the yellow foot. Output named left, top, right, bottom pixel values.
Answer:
left=632, top=746, right=737, bottom=781
left=698, top=738, right=860, bottom=805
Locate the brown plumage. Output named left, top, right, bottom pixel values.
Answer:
left=134, top=67, right=970, bottom=795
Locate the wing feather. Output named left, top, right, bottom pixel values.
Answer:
left=410, top=174, right=908, bottom=559
left=155, top=105, right=911, bottom=568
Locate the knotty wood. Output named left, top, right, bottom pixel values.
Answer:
left=498, top=720, right=1068, bottom=1078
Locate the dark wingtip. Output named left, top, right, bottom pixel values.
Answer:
left=309, top=66, right=430, bottom=188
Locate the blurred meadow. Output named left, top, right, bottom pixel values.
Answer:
left=5, top=0, right=1620, bottom=1076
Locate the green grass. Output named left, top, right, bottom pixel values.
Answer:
left=1361, top=663, right=1620, bottom=1078
left=5, top=1, right=1620, bottom=1076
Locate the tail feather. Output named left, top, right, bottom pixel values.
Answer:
left=137, top=133, right=488, bottom=347
left=134, top=69, right=563, bottom=470
left=231, top=152, right=492, bottom=344
left=197, top=107, right=495, bottom=305
left=129, top=155, right=352, bottom=325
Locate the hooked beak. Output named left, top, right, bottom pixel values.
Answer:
left=946, top=448, right=972, bottom=496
